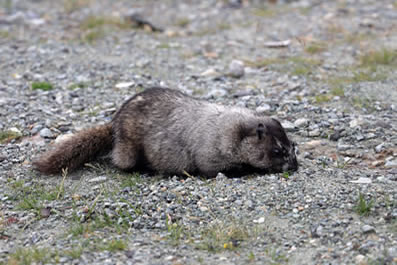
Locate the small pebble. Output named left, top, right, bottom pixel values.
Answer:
left=361, top=225, right=375, bottom=234
left=228, top=60, right=245, bottom=78
left=39, top=128, right=53, bottom=138
left=88, top=176, right=108, bottom=183
left=294, top=118, right=309, bottom=128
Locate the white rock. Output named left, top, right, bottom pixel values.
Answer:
left=29, top=18, right=45, bottom=26
left=228, top=60, right=245, bottom=78
left=200, top=68, right=220, bottom=77
left=304, top=140, right=324, bottom=149
left=308, top=129, right=320, bottom=137
left=350, top=177, right=372, bottom=184
left=361, top=224, right=375, bottom=234
left=374, top=143, right=384, bottom=153
left=294, top=118, right=309, bottom=128
left=255, top=104, right=271, bottom=113
left=9, top=127, right=21, bottom=135
left=55, top=134, right=74, bottom=144
left=206, top=88, right=227, bottom=98
left=281, top=121, right=296, bottom=132
left=216, top=172, right=227, bottom=181
left=337, top=143, right=351, bottom=151
left=349, top=117, right=364, bottom=128
left=115, top=82, right=135, bottom=89
left=355, top=254, right=367, bottom=265
left=253, top=217, right=265, bottom=224
left=88, top=176, right=108, bottom=183
left=385, top=159, right=397, bottom=168
left=165, top=256, right=174, bottom=261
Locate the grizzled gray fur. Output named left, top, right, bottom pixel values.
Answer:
left=35, top=87, right=298, bottom=177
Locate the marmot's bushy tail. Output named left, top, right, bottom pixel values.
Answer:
left=34, top=124, right=113, bottom=174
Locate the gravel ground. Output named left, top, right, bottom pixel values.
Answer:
left=1, top=0, right=397, bottom=264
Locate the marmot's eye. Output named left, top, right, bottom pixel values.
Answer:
left=272, top=148, right=282, bottom=156
left=272, top=148, right=287, bottom=157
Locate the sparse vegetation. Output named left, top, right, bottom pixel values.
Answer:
left=354, top=193, right=374, bottom=216
left=243, top=58, right=283, bottom=68
left=79, top=15, right=129, bottom=43
left=81, top=16, right=119, bottom=30
left=68, top=82, right=89, bottom=90
left=166, top=216, right=186, bottom=245
left=265, top=248, right=289, bottom=264
left=69, top=223, right=89, bottom=237
left=390, top=220, right=397, bottom=233
left=248, top=251, right=255, bottom=262
left=289, top=57, right=321, bottom=76
left=118, top=172, right=141, bottom=189
left=359, top=48, right=397, bottom=67
left=305, top=42, right=327, bottom=54
left=0, top=30, right=9, bottom=38
left=351, top=96, right=373, bottom=111
left=193, top=22, right=232, bottom=36
left=315, top=94, right=332, bottom=103
left=64, top=246, right=84, bottom=259
left=156, top=42, right=171, bottom=49
left=0, top=130, right=21, bottom=144
left=8, top=247, right=53, bottom=265
left=244, top=56, right=320, bottom=77
left=31, top=81, right=54, bottom=91
left=83, top=29, right=105, bottom=44
left=197, top=221, right=250, bottom=252
left=100, top=239, right=127, bottom=252
left=330, top=85, right=344, bottom=97
left=63, top=0, right=91, bottom=13
left=252, top=7, right=276, bottom=17
left=292, top=64, right=311, bottom=76
left=7, top=239, right=127, bottom=264
left=344, top=32, right=371, bottom=44
left=175, top=17, right=190, bottom=27
left=351, top=70, right=387, bottom=83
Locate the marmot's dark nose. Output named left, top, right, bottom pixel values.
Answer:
left=288, top=157, right=299, bottom=171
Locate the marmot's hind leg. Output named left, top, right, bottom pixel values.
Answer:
left=111, top=140, right=138, bottom=170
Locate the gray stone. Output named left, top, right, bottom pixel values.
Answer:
left=385, top=159, right=397, bottom=168
left=337, top=143, right=351, bottom=151
left=255, top=104, right=271, bottom=113
left=281, top=120, right=296, bottom=132
left=309, top=129, right=321, bottom=137
left=39, top=128, right=53, bottom=138
left=349, top=118, right=364, bottom=128
left=375, top=143, right=384, bottom=153
left=206, top=88, right=227, bottom=98
left=294, top=118, right=309, bottom=128
left=361, top=225, right=375, bottom=234
left=31, top=124, right=43, bottom=135
left=228, top=60, right=245, bottom=78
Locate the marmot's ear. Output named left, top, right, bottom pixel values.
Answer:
left=239, top=122, right=267, bottom=140
left=257, top=123, right=265, bottom=140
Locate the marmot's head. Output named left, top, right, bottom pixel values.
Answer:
left=239, top=118, right=298, bottom=173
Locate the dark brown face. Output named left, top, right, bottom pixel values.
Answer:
left=265, top=118, right=298, bottom=172
left=240, top=118, right=298, bottom=173
left=267, top=136, right=298, bottom=172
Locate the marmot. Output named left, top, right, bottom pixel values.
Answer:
left=34, top=87, right=298, bottom=177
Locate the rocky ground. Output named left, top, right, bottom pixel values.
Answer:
left=1, top=0, right=397, bottom=264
